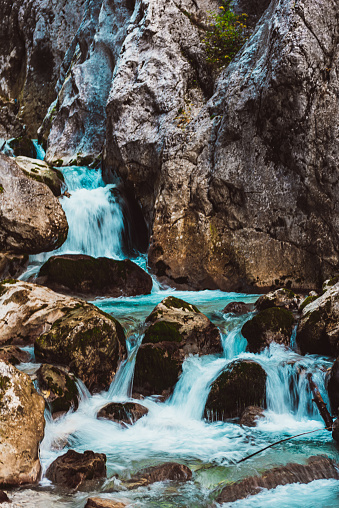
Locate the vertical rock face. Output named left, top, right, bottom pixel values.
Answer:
left=43, top=0, right=133, bottom=166
left=0, top=0, right=86, bottom=137
left=0, top=361, right=45, bottom=486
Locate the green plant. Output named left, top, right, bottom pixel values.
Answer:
left=203, top=1, right=248, bottom=67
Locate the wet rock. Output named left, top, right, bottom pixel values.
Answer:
left=15, top=156, right=65, bottom=196
left=241, top=307, right=295, bottom=353
left=327, top=358, right=339, bottom=416
left=37, top=255, right=152, bottom=297
left=7, top=136, right=37, bottom=158
left=299, top=294, right=319, bottom=312
left=322, top=276, right=339, bottom=293
left=0, top=361, right=45, bottom=486
left=0, top=154, right=68, bottom=254
left=133, top=296, right=222, bottom=396
left=239, top=406, right=265, bottom=427
left=0, top=346, right=30, bottom=365
left=223, top=302, right=251, bottom=315
left=46, top=450, right=106, bottom=490
left=0, top=491, right=10, bottom=503
left=35, top=304, right=127, bottom=393
left=36, top=364, right=78, bottom=415
left=205, top=360, right=266, bottom=420
left=97, top=402, right=148, bottom=425
left=296, top=282, right=339, bottom=356
left=216, top=456, right=339, bottom=504
left=0, top=253, right=28, bottom=281
left=255, top=289, right=302, bottom=311
left=332, top=419, right=339, bottom=443
left=85, top=499, right=129, bottom=508
left=126, top=462, right=192, bottom=488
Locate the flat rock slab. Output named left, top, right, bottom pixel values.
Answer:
left=97, top=402, right=148, bottom=425
left=37, top=255, right=152, bottom=298
left=46, top=450, right=106, bottom=490
left=125, top=462, right=192, bottom=489
left=216, top=456, right=339, bottom=504
left=85, top=498, right=130, bottom=508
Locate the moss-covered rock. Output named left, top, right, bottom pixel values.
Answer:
left=296, top=282, right=339, bottom=356
left=133, top=297, right=222, bottom=396
left=204, top=360, right=266, bottom=420
left=37, top=254, right=152, bottom=297
left=97, top=402, right=148, bottom=425
left=255, top=288, right=301, bottom=311
left=36, top=364, right=78, bottom=415
left=15, top=156, right=65, bottom=196
left=0, top=361, right=45, bottom=486
left=241, top=307, right=295, bottom=352
left=299, top=294, right=319, bottom=312
left=8, top=136, right=37, bottom=158
left=34, top=305, right=127, bottom=393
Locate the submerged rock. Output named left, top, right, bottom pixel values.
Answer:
left=296, top=282, right=339, bottom=356
left=36, top=364, right=78, bottom=415
left=239, top=406, right=265, bottom=427
left=223, top=302, right=252, bottom=315
left=216, top=456, right=339, bottom=504
left=0, top=252, right=28, bottom=281
left=241, top=307, right=294, bottom=353
left=37, top=255, right=152, bottom=297
left=126, top=462, right=192, bottom=488
left=0, top=154, right=68, bottom=254
left=97, top=402, right=148, bottom=425
left=0, top=345, right=30, bottom=365
left=327, top=358, right=339, bottom=416
left=0, top=361, right=45, bottom=486
left=85, top=499, right=130, bottom=508
left=46, top=450, right=106, bottom=490
left=133, top=296, right=222, bottom=396
left=15, top=156, right=65, bottom=196
left=205, top=360, right=266, bottom=420
left=255, top=289, right=301, bottom=311
left=35, top=305, right=127, bottom=393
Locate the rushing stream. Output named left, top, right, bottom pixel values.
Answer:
left=14, top=164, right=339, bottom=507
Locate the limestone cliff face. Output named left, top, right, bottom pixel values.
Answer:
left=0, top=0, right=86, bottom=138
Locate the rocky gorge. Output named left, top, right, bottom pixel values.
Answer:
left=0, top=0, right=338, bottom=506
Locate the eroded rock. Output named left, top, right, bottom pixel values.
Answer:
left=133, top=296, right=222, bottom=396
left=37, top=255, right=152, bottom=297
left=46, top=450, right=106, bottom=490
left=216, top=456, right=339, bottom=504
left=0, top=361, right=45, bottom=486
left=241, top=307, right=295, bottom=353
left=36, top=364, right=78, bottom=415
left=296, top=282, right=339, bottom=356
left=0, top=154, right=68, bottom=254
left=205, top=360, right=266, bottom=420
left=97, top=402, right=148, bottom=425
left=255, top=289, right=301, bottom=311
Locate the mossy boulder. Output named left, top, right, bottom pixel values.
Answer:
left=296, top=282, right=339, bottom=356
left=133, top=297, right=222, bottom=396
left=255, top=288, right=301, bottom=311
left=34, top=306, right=127, bottom=393
left=241, top=307, right=295, bottom=352
left=37, top=254, right=152, bottom=297
left=0, top=345, right=30, bottom=365
left=36, top=364, right=79, bottom=415
left=15, top=156, right=65, bottom=196
left=204, top=360, right=266, bottom=420
left=0, top=361, right=45, bottom=486
left=97, top=402, right=148, bottom=425
left=8, top=136, right=37, bottom=158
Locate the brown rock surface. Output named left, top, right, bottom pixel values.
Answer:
left=85, top=498, right=130, bottom=508
left=255, top=289, right=302, bottom=311
left=239, top=406, right=265, bottom=427
left=126, top=462, right=192, bottom=488
left=97, top=402, right=148, bottom=425
left=0, top=346, right=30, bottom=365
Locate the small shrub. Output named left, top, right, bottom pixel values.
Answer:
left=203, top=1, right=248, bottom=67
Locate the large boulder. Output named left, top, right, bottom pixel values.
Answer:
left=97, top=402, right=148, bottom=426
left=0, top=154, right=68, bottom=254
left=15, top=156, right=65, bottom=196
left=216, top=456, right=339, bottom=504
left=255, top=288, right=302, bottom=311
left=36, top=364, right=79, bottom=415
left=133, top=296, right=222, bottom=396
left=205, top=360, right=266, bottom=420
left=35, top=305, right=127, bottom=393
left=46, top=450, right=106, bottom=490
left=241, top=307, right=295, bottom=353
left=37, top=254, right=152, bottom=297
left=296, top=281, right=339, bottom=356
left=0, top=361, right=45, bottom=486
left=125, top=462, right=192, bottom=488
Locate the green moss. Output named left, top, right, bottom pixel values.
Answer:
left=134, top=344, right=180, bottom=394
left=0, top=279, right=18, bottom=297
left=144, top=321, right=182, bottom=344
left=163, top=296, right=199, bottom=313
left=0, top=185, right=3, bottom=193
left=300, top=295, right=318, bottom=312
left=323, top=275, right=339, bottom=291
left=281, top=288, right=296, bottom=298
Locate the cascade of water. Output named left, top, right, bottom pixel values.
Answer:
left=32, top=139, right=46, bottom=160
